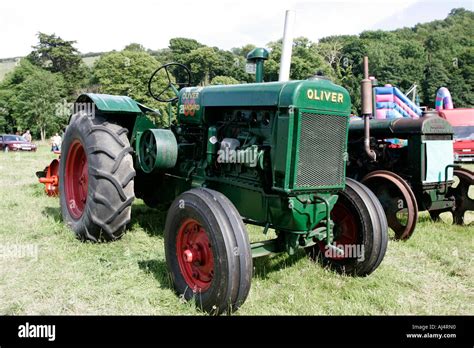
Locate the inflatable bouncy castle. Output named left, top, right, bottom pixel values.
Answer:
left=435, top=87, right=454, bottom=110
left=374, top=84, right=423, bottom=119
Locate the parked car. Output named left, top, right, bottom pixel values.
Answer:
left=0, top=134, right=37, bottom=152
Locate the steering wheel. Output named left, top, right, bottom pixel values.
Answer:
left=148, top=63, right=192, bottom=103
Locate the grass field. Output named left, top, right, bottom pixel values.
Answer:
left=0, top=59, right=19, bottom=81
left=0, top=144, right=472, bottom=315
left=0, top=55, right=100, bottom=82
left=82, top=56, right=100, bottom=67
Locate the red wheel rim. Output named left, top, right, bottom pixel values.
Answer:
left=176, top=218, right=214, bottom=291
left=65, top=140, right=88, bottom=219
left=319, top=201, right=358, bottom=260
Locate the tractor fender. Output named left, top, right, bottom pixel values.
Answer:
left=75, top=93, right=159, bottom=115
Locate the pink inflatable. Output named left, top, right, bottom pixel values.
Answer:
left=435, top=87, right=453, bottom=110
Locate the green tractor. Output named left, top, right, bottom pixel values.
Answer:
left=58, top=50, right=388, bottom=314
left=347, top=57, right=474, bottom=240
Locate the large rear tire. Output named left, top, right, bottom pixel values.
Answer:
left=164, top=188, right=252, bottom=314
left=307, top=178, right=388, bottom=276
left=59, top=113, right=135, bottom=242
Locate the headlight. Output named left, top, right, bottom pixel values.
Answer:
left=12, top=144, right=22, bottom=148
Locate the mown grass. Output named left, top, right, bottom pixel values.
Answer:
left=0, top=55, right=101, bottom=82
left=82, top=56, right=100, bottom=67
left=0, top=144, right=472, bottom=315
left=0, top=60, right=18, bottom=81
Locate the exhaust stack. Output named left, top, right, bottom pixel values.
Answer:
left=361, top=56, right=376, bottom=161
left=246, top=48, right=269, bottom=83
left=278, top=10, right=295, bottom=82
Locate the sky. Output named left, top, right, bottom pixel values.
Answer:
left=0, top=0, right=472, bottom=58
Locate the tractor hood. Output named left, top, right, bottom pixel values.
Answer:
left=178, top=79, right=351, bottom=124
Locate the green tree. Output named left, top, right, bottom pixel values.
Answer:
left=149, top=48, right=173, bottom=64
left=314, top=8, right=473, bottom=111
left=422, top=58, right=450, bottom=108
left=27, top=32, right=87, bottom=96
left=187, top=47, right=221, bottom=85
left=214, top=49, right=253, bottom=83
left=166, top=38, right=253, bottom=85
left=0, top=89, right=11, bottom=133
left=124, top=43, right=146, bottom=52
left=210, top=75, right=239, bottom=85
left=92, top=49, right=173, bottom=123
left=13, top=68, right=65, bottom=140
left=0, top=59, right=57, bottom=135
left=168, top=38, right=205, bottom=85
left=169, top=38, right=204, bottom=58
left=264, top=37, right=334, bottom=82
left=450, top=48, right=474, bottom=106
left=93, top=50, right=158, bottom=103
left=231, top=44, right=256, bottom=58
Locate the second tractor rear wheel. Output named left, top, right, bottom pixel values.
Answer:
left=361, top=170, right=418, bottom=240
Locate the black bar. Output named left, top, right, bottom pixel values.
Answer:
left=0, top=315, right=471, bottom=346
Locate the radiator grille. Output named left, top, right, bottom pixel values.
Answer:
left=295, top=112, right=347, bottom=188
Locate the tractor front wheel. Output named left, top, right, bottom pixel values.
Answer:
left=59, top=113, right=135, bottom=242
left=307, top=178, right=388, bottom=276
left=164, top=188, right=252, bottom=314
